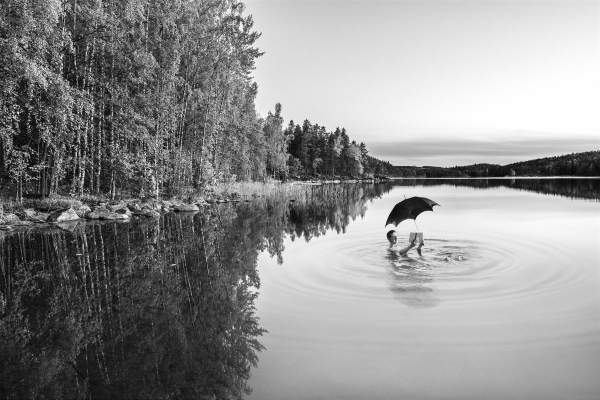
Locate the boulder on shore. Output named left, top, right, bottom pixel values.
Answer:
left=22, top=209, right=37, bottom=218
left=74, top=205, right=92, bottom=218
left=47, top=208, right=80, bottom=223
left=1, top=213, right=21, bottom=224
left=107, top=202, right=127, bottom=212
left=140, top=202, right=160, bottom=211
left=31, top=212, right=50, bottom=222
left=127, top=203, right=141, bottom=212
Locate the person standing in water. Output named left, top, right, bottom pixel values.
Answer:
left=387, top=230, right=424, bottom=255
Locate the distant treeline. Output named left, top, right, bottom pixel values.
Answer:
left=390, top=151, right=600, bottom=178
left=385, top=177, right=600, bottom=201
left=446, top=151, right=600, bottom=177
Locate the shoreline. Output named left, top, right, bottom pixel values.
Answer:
left=1, top=175, right=597, bottom=232
left=0, top=178, right=391, bottom=232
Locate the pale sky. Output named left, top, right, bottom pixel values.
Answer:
left=244, top=0, right=600, bottom=167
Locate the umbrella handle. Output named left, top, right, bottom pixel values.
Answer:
left=404, top=195, right=419, bottom=231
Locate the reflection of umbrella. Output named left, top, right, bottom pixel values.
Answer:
left=385, top=196, right=440, bottom=229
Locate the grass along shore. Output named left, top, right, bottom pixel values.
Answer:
left=0, top=178, right=381, bottom=230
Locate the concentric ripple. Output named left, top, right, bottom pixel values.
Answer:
left=272, top=228, right=593, bottom=308
left=250, top=183, right=600, bottom=400
left=258, top=222, right=599, bottom=351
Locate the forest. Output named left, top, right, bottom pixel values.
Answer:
left=2, top=0, right=597, bottom=205
left=282, top=118, right=401, bottom=179
left=0, top=0, right=396, bottom=204
left=1, top=0, right=278, bottom=202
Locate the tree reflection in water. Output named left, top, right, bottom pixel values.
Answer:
left=0, top=211, right=268, bottom=399
left=287, top=184, right=389, bottom=243
left=0, top=178, right=594, bottom=398
left=393, top=177, right=600, bottom=200
left=0, top=184, right=389, bottom=399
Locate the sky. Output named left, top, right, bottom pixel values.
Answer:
left=244, top=0, right=600, bottom=167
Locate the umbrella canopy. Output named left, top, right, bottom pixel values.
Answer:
left=385, top=196, right=440, bottom=227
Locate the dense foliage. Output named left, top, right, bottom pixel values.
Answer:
left=282, top=119, right=442, bottom=179
left=2, top=0, right=596, bottom=203
left=283, top=120, right=369, bottom=179
left=1, top=0, right=273, bottom=201
left=0, top=0, right=396, bottom=203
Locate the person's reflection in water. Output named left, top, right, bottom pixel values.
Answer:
left=386, top=230, right=438, bottom=308
left=385, top=232, right=471, bottom=308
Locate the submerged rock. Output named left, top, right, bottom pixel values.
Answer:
left=11, top=220, right=33, bottom=226
left=174, top=204, right=199, bottom=212
left=56, top=221, right=81, bottom=231
left=115, top=207, right=132, bottom=217
left=47, top=208, right=80, bottom=223
left=132, top=209, right=160, bottom=218
left=85, top=210, right=130, bottom=220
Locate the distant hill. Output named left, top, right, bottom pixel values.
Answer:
left=391, top=165, right=464, bottom=178
left=393, top=151, right=600, bottom=177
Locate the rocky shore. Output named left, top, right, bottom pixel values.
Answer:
left=0, top=194, right=245, bottom=232
left=0, top=178, right=394, bottom=232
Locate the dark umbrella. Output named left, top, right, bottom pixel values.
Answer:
left=385, top=196, right=440, bottom=229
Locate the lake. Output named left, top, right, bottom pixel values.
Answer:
left=1, top=178, right=599, bottom=399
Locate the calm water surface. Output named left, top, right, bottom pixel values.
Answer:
left=248, top=178, right=600, bottom=400
left=0, top=178, right=598, bottom=399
